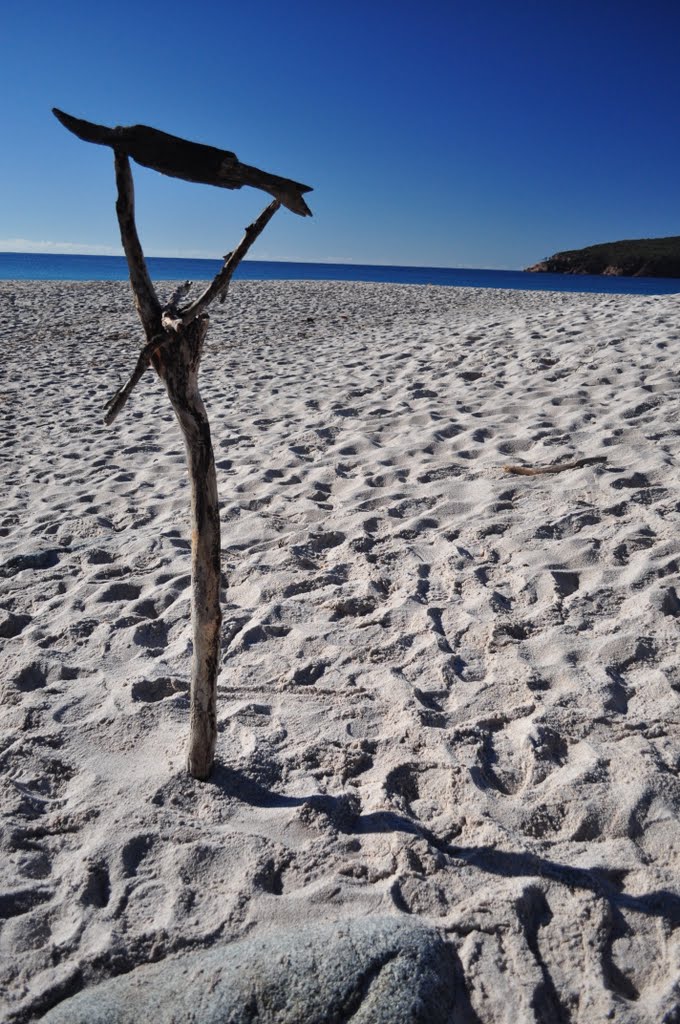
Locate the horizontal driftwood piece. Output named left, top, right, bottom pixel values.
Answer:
left=52, top=108, right=313, bottom=217
left=503, top=456, right=607, bottom=476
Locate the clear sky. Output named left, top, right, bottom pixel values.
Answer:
left=1, top=0, right=679, bottom=268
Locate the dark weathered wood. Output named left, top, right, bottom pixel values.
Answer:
left=105, top=187, right=282, bottom=782
left=109, top=156, right=223, bottom=778
left=179, top=200, right=281, bottom=327
left=104, top=332, right=167, bottom=425
left=53, top=108, right=313, bottom=217
left=113, top=151, right=161, bottom=334
left=56, top=109, right=311, bottom=780
left=109, top=199, right=284, bottom=425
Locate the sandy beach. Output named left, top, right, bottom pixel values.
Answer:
left=1, top=278, right=679, bottom=1022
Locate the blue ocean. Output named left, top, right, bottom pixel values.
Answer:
left=1, top=252, right=679, bottom=295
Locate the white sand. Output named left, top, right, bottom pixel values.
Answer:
left=1, top=279, right=679, bottom=1022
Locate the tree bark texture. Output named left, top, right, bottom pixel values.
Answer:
left=159, top=317, right=221, bottom=780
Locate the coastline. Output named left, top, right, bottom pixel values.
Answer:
left=2, top=279, right=679, bottom=1022
left=3, top=252, right=680, bottom=294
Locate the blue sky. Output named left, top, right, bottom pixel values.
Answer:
left=1, top=0, right=679, bottom=268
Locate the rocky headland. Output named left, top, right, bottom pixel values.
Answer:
left=526, top=235, right=680, bottom=278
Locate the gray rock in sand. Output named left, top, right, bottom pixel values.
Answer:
left=42, top=916, right=457, bottom=1023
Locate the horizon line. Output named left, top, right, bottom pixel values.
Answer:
left=0, top=250, right=518, bottom=272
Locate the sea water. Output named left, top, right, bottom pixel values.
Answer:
left=1, top=252, right=679, bottom=295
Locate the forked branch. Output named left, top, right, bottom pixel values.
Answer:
left=102, top=190, right=282, bottom=424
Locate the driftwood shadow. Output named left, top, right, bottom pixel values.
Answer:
left=211, top=765, right=680, bottom=927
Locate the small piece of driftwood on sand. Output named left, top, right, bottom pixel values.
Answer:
left=503, top=456, right=607, bottom=476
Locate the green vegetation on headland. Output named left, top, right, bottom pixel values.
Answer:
left=525, top=236, right=680, bottom=278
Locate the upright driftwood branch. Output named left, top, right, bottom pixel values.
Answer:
left=55, top=108, right=311, bottom=781
left=108, top=150, right=289, bottom=781
left=159, top=315, right=221, bottom=778
left=113, top=151, right=161, bottom=334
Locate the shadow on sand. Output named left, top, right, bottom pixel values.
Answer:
left=210, top=763, right=680, bottom=928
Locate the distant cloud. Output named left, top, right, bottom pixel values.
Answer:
left=0, top=238, right=365, bottom=265
left=0, top=238, right=222, bottom=259
left=0, top=238, right=122, bottom=255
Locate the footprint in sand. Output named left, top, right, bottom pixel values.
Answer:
left=131, top=676, right=187, bottom=703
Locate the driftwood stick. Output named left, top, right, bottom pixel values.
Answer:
left=55, top=108, right=312, bottom=782
left=179, top=200, right=281, bottom=326
left=503, top=456, right=607, bottom=476
left=108, top=151, right=222, bottom=777
left=103, top=333, right=168, bottom=425
left=113, top=150, right=161, bottom=334
left=168, top=280, right=192, bottom=307
left=218, top=256, right=232, bottom=303
left=159, top=316, right=221, bottom=779
left=53, top=109, right=312, bottom=216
